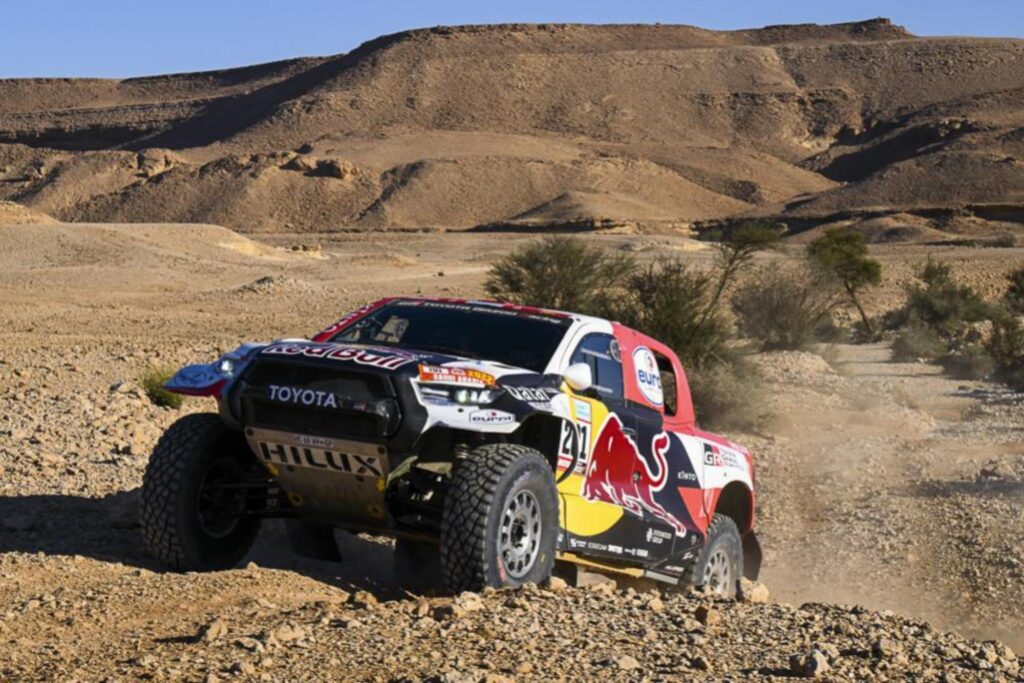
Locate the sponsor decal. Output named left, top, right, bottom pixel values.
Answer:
left=632, top=346, right=663, bottom=407
left=607, top=544, right=623, bottom=555
left=263, top=343, right=416, bottom=369
left=505, top=386, right=553, bottom=403
left=295, top=434, right=334, bottom=449
left=268, top=384, right=339, bottom=409
left=572, top=398, right=592, bottom=423
left=409, top=299, right=570, bottom=323
left=646, top=527, right=673, bottom=545
left=418, top=364, right=497, bottom=387
left=257, top=441, right=382, bottom=476
left=703, top=442, right=742, bottom=469
left=608, top=339, right=622, bottom=363
left=468, top=409, right=516, bottom=426
left=581, top=418, right=687, bottom=536
left=677, top=470, right=698, bottom=482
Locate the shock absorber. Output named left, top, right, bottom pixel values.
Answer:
left=453, top=440, right=471, bottom=461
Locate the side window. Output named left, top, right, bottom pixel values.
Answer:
left=570, top=334, right=624, bottom=403
left=655, top=352, right=678, bottom=416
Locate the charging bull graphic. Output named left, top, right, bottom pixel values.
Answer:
left=580, top=415, right=689, bottom=536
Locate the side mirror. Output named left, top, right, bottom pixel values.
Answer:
left=563, top=363, right=593, bottom=392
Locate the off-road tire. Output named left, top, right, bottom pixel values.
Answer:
left=141, top=413, right=261, bottom=571
left=393, top=538, right=443, bottom=594
left=440, top=444, right=558, bottom=592
left=687, top=514, right=743, bottom=597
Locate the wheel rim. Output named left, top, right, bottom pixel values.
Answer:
left=498, top=489, right=542, bottom=579
left=196, top=457, right=245, bottom=539
left=702, top=547, right=733, bottom=596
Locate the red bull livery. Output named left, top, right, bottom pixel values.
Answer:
left=140, top=297, right=760, bottom=594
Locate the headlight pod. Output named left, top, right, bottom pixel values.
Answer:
left=217, top=358, right=237, bottom=377
left=419, top=383, right=502, bottom=405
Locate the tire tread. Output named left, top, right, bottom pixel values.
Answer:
left=440, top=443, right=553, bottom=592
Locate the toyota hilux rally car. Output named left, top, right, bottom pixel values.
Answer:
left=141, top=297, right=760, bottom=594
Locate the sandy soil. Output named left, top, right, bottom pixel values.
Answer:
left=0, top=222, right=1021, bottom=680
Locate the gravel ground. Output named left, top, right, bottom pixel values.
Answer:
left=1, top=228, right=1022, bottom=680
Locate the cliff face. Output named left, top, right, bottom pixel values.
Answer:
left=2, top=19, right=1023, bottom=235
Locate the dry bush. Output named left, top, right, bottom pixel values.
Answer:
left=897, top=258, right=994, bottom=339
left=607, top=258, right=734, bottom=370
left=939, top=345, right=995, bottom=380
left=731, top=267, right=840, bottom=351
left=1003, top=267, right=1024, bottom=316
left=688, top=360, right=771, bottom=433
left=141, top=368, right=183, bottom=409
left=891, top=323, right=947, bottom=362
left=484, top=236, right=635, bottom=314
left=986, top=315, right=1024, bottom=390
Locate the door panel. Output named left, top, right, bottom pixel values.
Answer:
left=558, top=333, right=679, bottom=564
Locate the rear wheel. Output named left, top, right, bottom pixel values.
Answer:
left=141, top=414, right=263, bottom=571
left=440, top=444, right=558, bottom=592
left=687, top=514, right=743, bottom=597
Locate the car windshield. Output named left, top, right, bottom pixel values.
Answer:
left=329, top=301, right=571, bottom=373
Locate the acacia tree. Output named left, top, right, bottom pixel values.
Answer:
left=806, top=228, right=882, bottom=336
left=706, top=223, right=784, bottom=313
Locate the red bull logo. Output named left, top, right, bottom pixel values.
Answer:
left=580, top=415, right=687, bottom=536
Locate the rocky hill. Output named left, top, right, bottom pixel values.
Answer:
left=1, top=19, right=1023, bottom=236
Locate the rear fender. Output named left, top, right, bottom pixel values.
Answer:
left=709, top=481, right=760, bottom=579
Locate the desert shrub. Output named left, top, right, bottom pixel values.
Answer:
left=986, top=315, right=1024, bottom=390
left=141, top=368, right=183, bottom=409
left=891, top=323, right=947, bottom=362
left=939, top=345, right=995, bottom=380
left=989, top=233, right=1017, bottom=248
left=607, top=258, right=733, bottom=369
left=811, top=317, right=848, bottom=343
left=731, top=267, right=841, bottom=351
left=902, top=258, right=994, bottom=339
left=1003, top=267, right=1024, bottom=316
left=484, top=235, right=635, bottom=313
left=688, top=360, right=770, bottom=432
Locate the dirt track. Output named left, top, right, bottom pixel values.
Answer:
left=0, top=224, right=1022, bottom=680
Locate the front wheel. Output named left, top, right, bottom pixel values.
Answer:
left=140, top=413, right=263, bottom=571
left=687, top=514, right=743, bottom=597
left=440, top=444, right=559, bottom=592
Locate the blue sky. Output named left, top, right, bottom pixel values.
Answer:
left=3, top=0, right=1021, bottom=78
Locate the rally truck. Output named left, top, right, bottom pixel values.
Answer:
left=141, top=297, right=760, bottom=594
